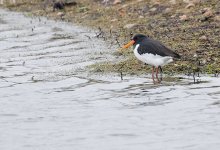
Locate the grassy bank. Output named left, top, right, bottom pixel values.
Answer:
left=1, top=0, right=220, bottom=76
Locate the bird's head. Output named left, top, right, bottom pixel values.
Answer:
left=122, top=34, right=148, bottom=49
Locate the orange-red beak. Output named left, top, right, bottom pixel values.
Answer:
left=122, top=40, right=135, bottom=49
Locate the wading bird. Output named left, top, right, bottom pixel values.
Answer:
left=122, top=34, right=180, bottom=83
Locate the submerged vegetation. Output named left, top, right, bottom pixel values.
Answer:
left=1, top=0, right=220, bottom=75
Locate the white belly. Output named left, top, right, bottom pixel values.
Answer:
left=133, top=44, right=173, bottom=67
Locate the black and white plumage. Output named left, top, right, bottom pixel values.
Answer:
left=122, top=34, right=181, bottom=82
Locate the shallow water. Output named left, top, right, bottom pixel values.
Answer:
left=0, top=9, right=220, bottom=150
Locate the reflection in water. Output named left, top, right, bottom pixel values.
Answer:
left=1, top=9, right=220, bottom=150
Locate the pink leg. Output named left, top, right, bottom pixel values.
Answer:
left=156, top=67, right=159, bottom=79
left=152, top=66, right=155, bottom=83
left=156, top=67, right=162, bottom=83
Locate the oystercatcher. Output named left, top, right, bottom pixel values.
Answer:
left=122, top=34, right=180, bottom=83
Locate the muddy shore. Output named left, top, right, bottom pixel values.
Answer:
left=1, top=8, right=220, bottom=150
left=1, top=0, right=220, bottom=75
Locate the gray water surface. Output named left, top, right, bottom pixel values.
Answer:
left=0, top=9, right=220, bottom=150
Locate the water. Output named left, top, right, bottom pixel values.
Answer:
left=0, top=9, right=220, bottom=150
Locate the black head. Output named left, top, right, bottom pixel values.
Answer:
left=122, top=34, right=149, bottom=49
left=131, top=34, right=148, bottom=43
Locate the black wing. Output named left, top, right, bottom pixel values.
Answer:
left=137, top=38, right=181, bottom=59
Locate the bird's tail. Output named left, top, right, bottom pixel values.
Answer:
left=172, top=52, right=181, bottom=59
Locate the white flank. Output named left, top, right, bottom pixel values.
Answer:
left=133, top=44, right=173, bottom=67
